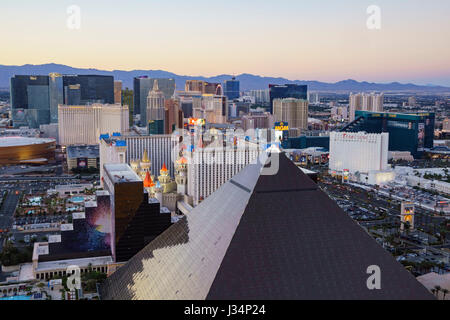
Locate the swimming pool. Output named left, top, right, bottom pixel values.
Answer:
left=0, top=295, right=31, bottom=300
left=70, top=196, right=84, bottom=203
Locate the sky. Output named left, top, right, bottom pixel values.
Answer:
left=1, top=0, right=450, bottom=86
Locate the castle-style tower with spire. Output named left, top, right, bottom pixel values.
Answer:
left=175, top=156, right=188, bottom=195
left=130, top=149, right=155, bottom=182
left=157, top=163, right=176, bottom=193
left=140, top=149, right=152, bottom=178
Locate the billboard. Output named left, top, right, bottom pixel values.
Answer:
left=77, top=158, right=87, bottom=168
left=417, top=123, right=425, bottom=151
left=274, top=121, right=289, bottom=142
left=188, top=118, right=206, bottom=126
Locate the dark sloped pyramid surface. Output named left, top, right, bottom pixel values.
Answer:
left=207, top=155, right=433, bottom=299
left=101, top=152, right=433, bottom=300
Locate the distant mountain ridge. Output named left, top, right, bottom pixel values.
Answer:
left=0, top=63, right=449, bottom=93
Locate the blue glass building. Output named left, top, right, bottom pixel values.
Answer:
left=341, top=110, right=435, bottom=158
left=224, top=77, right=240, bottom=100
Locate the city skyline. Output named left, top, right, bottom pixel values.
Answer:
left=1, top=0, right=450, bottom=86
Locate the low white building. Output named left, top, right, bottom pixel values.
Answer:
left=47, top=183, right=94, bottom=197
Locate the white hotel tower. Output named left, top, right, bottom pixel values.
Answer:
left=329, top=131, right=393, bottom=185
left=58, top=104, right=129, bottom=145
left=187, top=139, right=261, bottom=206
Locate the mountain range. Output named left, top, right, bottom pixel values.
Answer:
left=0, top=63, right=449, bottom=93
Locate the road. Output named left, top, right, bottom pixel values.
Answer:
left=0, top=190, right=20, bottom=251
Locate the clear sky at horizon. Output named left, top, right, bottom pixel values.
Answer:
left=1, top=0, right=450, bottom=85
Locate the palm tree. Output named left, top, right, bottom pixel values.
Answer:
left=434, top=285, right=442, bottom=299
left=442, top=289, right=449, bottom=300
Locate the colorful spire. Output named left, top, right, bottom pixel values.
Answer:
left=161, top=162, right=168, bottom=172
left=143, top=172, right=155, bottom=188
left=177, top=156, right=188, bottom=164
left=142, top=149, right=150, bottom=163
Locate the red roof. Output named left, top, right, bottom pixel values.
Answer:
left=143, top=172, right=155, bottom=187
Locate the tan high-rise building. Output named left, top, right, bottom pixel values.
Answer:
left=185, top=80, right=207, bottom=93
left=146, top=80, right=165, bottom=124
left=114, top=81, right=122, bottom=104
left=164, top=99, right=184, bottom=134
left=202, top=94, right=228, bottom=124
left=349, top=92, right=384, bottom=121
left=185, top=80, right=222, bottom=95
left=241, top=112, right=275, bottom=131
left=273, top=98, right=308, bottom=130
left=58, top=104, right=129, bottom=145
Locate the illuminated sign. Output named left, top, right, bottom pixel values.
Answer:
left=274, top=122, right=289, bottom=142
left=188, top=118, right=206, bottom=126
left=274, top=122, right=289, bottom=131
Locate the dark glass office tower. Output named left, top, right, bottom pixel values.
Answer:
left=269, top=84, right=308, bottom=114
left=10, top=75, right=52, bottom=128
left=63, top=75, right=114, bottom=105
left=48, top=73, right=64, bottom=124
left=11, top=74, right=114, bottom=127
left=180, top=101, right=193, bottom=119
left=224, top=77, right=240, bottom=100
left=103, top=164, right=172, bottom=262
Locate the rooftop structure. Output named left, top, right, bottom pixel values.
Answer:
left=67, top=145, right=99, bottom=159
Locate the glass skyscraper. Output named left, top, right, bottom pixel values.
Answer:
left=224, top=77, right=240, bottom=100
left=10, top=74, right=114, bottom=128
left=10, top=75, right=54, bottom=128
left=62, top=75, right=114, bottom=105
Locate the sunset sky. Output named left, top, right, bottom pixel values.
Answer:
left=1, top=0, right=450, bottom=85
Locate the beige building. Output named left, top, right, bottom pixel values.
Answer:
left=273, top=98, right=308, bottom=130
left=114, top=81, right=122, bottom=104
left=202, top=94, right=228, bottom=124
left=241, top=112, right=274, bottom=131
left=443, top=118, right=450, bottom=133
left=146, top=80, right=165, bottom=125
left=58, top=104, right=129, bottom=145
left=349, top=92, right=384, bottom=121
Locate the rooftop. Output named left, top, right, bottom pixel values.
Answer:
left=36, top=256, right=113, bottom=272
left=0, top=136, right=55, bottom=147
left=104, top=163, right=141, bottom=184
left=67, top=145, right=99, bottom=159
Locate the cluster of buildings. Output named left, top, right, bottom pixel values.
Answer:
left=10, top=74, right=119, bottom=128
left=349, top=92, right=384, bottom=121
left=328, top=110, right=436, bottom=185
left=3, top=69, right=446, bottom=300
